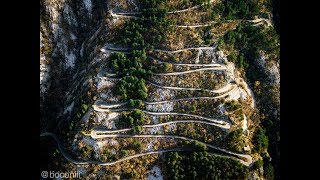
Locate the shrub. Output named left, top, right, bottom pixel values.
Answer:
left=225, top=101, right=242, bottom=111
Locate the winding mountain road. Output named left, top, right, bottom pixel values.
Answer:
left=153, top=67, right=226, bottom=76
left=92, top=119, right=228, bottom=134
left=110, top=11, right=141, bottom=15
left=109, top=10, right=139, bottom=19
left=145, top=88, right=236, bottom=104
left=168, top=5, right=201, bottom=14
left=174, top=18, right=272, bottom=28
left=41, top=133, right=87, bottom=164
left=41, top=0, right=261, bottom=170
left=101, top=46, right=215, bottom=54
left=174, top=21, right=217, bottom=28
left=92, top=106, right=231, bottom=129
left=94, top=100, right=127, bottom=108
left=246, top=18, right=272, bottom=27
left=100, top=48, right=130, bottom=54
left=110, top=10, right=217, bottom=28
left=152, top=46, right=214, bottom=53
left=93, top=75, right=234, bottom=95
left=94, top=86, right=234, bottom=108
left=110, top=0, right=214, bottom=15
left=89, top=133, right=252, bottom=166
left=41, top=132, right=251, bottom=166
left=147, top=80, right=234, bottom=94
left=148, top=56, right=222, bottom=67
left=100, top=66, right=226, bottom=77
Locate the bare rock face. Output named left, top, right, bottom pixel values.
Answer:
left=40, top=0, right=108, bottom=125
left=256, top=53, right=280, bottom=85
left=216, top=50, right=228, bottom=64
left=268, top=61, right=280, bottom=84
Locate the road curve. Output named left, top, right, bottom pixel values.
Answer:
left=152, top=46, right=214, bottom=53
left=111, top=6, right=201, bottom=15
left=41, top=132, right=251, bottom=166
left=94, top=100, right=127, bottom=108
left=175, top=18, right=272, bottom=29
left=168, top=0, right=215, bottom=14
left=92, top=119, right=228, bottom=134
left=174, top=21, right=217, bottom=28
left=148, top=56, right=222, bottom=67
left=94, top=89, right=232, bottom=107
left=112, top=6, right=202, bottom=15
left=99, top=66, right=226, bottom=77
left=110, top=11, right=217, bottom=28
left=99, top=67, right=226, bottom=77
left=109, top=10, right=139, bottom=19
left=102, top=46, right=131, bottom=51
left=109, top=13, right=218, bottom=28
left=112, top=0, right=215, bottom=15
left=147, top=80, right=234, bottom=94
left=168, top=5, right=201, bottom=14
left=94, top=76, right=234, bottom=95
left=135, top=109, right=231, bottom=127
left=101, top=45, right=216, bottom=54
left=93, top=106, right=231, bottom=129
left=101, top=46, right=214, bottom=53
left=153, top=67, right=226, bottom=76
left=93, top=86, right=234, bottom=108
left=40, top=132, right=88, bottom=164
left=145, top=87, right=236, bottom=104
left=89, top=133, right=252, bottom=166
left=111, top=11, right=141, bottom=15
left=110, top=10, right=218, bottom=28
left=100, top=48, right=131, bottom=54
left=245, top=18, right=272, bottom=27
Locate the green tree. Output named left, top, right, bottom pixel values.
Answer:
left=129, top=99, right=143, bottom=108
left=109, top=52, right=130, bottom=72
left=133, top=125, right=142, bottom=134
left=114, top=76, right=148, bottom=100
left=253, top=128, right=269, bottom=153
left=187, top=140, right=208, bottom=151
left=252, top=159, right=263, bottom=170
left=166, top=152, right=249, bottom=179
left=131, top=141, right=142, bottom=151
left=120, top=109, right=145, bottom=127
left=228, top=52, right=237, bottom=62
left=120, top=149, right=129, bottom=158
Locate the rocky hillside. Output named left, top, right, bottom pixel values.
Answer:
left=40, top=0, right=280, bottom=179
left=40, top=0, right=107, bottom=130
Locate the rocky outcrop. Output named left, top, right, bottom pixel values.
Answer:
left=40, top=0, right=108, bottom=129
left=256, top=53, right=280, bottom=85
